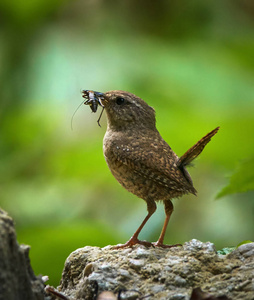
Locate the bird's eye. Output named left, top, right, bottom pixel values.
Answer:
left=116, top=97, right=125, bottom=105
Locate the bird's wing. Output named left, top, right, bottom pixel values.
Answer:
left=109, top=134, right=195, bottom=193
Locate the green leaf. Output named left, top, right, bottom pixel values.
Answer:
left=216, top=156, right=254, bottom=198
left=217, top=247, right=236, bottom=255
left=236, top=240, right=253, bottom=248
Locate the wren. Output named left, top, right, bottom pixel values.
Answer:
left=82, top=90, right=219, bottom=248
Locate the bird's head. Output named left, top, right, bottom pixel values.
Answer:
left=91, top=90, right=156, bottom=131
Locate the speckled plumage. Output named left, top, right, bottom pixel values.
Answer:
left=85, top=90, right=219, bottom=248
left=103, top=130, right=196, bottom=202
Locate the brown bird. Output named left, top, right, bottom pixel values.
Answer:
left=82, top=90, right=219, bottom=248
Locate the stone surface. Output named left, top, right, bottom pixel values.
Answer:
left=59, top=240, right=254, bottom=300
left=0, top=209, right=45, bottom=300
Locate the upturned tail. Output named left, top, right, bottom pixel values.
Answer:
left=178, top=127, right=220, bottom=168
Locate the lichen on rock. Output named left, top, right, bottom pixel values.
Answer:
left=58, top=240, right=254, bottom=300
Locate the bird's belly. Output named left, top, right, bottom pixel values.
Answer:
left=106, top=159, right=179, bottom=201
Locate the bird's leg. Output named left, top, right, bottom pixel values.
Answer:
left=153, top=200, right=181, bottom=248
left=112, top=201, right=156, bottom=249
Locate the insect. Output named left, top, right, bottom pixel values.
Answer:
left=82, top=90, right=105, bottom=126
left=71, top=90, right=105, bottom=129
left=82, top=90, right=104, bottom=112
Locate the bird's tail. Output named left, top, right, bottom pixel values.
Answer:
left=178, top=127, right=220, bottom=168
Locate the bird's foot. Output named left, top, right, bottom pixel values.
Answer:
left=152, top=241, right=182, bottom=248
left=112, top=237, right=153, bottom=249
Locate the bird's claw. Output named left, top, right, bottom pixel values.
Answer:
left=111, top=237, right=182, bottom=249
left=112, top=238, right=154, bottom=249
left=152, top=242, right=182, bottom=248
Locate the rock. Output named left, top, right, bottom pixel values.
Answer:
left=59, top=239, right=254, bottom=300
left=0, top=209, right=45, bottom=300
left=228, top=242, right=254, bottom=260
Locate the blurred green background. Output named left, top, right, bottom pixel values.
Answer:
left=0, top=0, right=254, bottom=287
